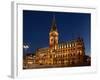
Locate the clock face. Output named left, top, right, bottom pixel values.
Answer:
left=50, top=32, right=58, bottom=37
left=50, top=30, right=58, bottom=35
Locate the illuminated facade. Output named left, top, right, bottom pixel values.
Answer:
left=32, top=16, right=85, bottom=67
left=23, top=16, right=90, bottom=69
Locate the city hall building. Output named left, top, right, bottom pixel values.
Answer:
left=23, top=16, right=90, bottom=69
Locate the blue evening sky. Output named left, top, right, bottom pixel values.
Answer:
left=23, top=10, right=91, bottom=56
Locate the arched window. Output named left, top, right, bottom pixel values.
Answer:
left=67, top=44, right=69, bottom=48
left=62, top=44, right=63, bottom=48
left=72, top=43, right=73, bottom=47
left=70, top=43, right=71, bottom=47
left=80, top=50, right=82, bottom=55
left=59, top=44, right=61, bottom=49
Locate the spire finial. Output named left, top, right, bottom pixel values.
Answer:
left=50, top=14, right=57, bottom=32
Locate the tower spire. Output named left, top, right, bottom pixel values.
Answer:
left=49, top=14, right=59, bottom=48
left=50, top=15, right=57, bottom=32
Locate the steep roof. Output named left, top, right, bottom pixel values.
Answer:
left=50, top=15, right=58, bottom=32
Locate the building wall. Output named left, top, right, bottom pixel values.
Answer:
left=33, top=37, right=85, bottom=67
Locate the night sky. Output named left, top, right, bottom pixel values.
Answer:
left=23, top=10, right=91, bottom=56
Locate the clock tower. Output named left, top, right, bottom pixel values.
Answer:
left=49, top=15, right=59, bottom=49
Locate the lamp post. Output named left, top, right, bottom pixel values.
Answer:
left=23, top=45, right=29, bottom=54
left=23, top=45, right=29, bottom=68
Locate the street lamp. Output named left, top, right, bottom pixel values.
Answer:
left=23, top=45, right=29, bottom=53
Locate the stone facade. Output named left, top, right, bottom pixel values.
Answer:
left=32, top=16, right=85, bottom=67
left=33, top=37, right=85, bottom=67
left=23, top=16, right=90, bottom=69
